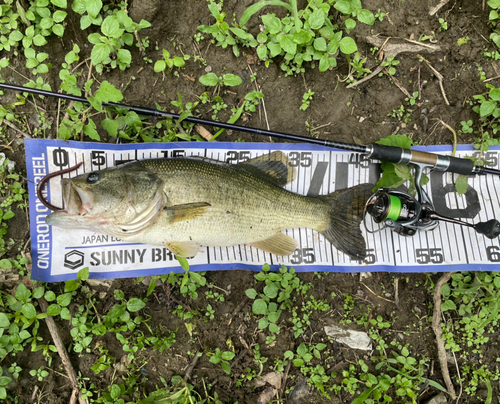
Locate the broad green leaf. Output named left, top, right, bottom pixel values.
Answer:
left=334, top=0, right=353, bottom=14
left=46, top=304, right=62, bottom=316
left=262, top=14, right=282, bottom=35
left=9, top=30, right=23, bottom=42
left=221, top=351, right=235, bottom=361
left=357, top=9, right=375, bottom=25
left=245, top=288, right=257, bottom=299
left=293, top=29, right=312, bottom=45
left=117, top=49, right=131, bottom=65
left=33, top=286, right=45, bottom=299
left=65, top=279, right=79, bottom=292
left=0, top=259, right=12, bottom=269
left=257, top=44, right=268, bottom=60
left=91, top=43, right=110, bottom=65
left=268, top=311, right=280, bottom=322
left=252, top=299, right=267, bottom=315
left=314, top=37, right=327, bottom=51
left=229, top=27, right=254, bottom=41
left=339, top=36, right=357, bottom=54
left=199, top=72, right=219, bottom=86
left=441, top=299, right=456, bottom=311
left=51, top=0, right=67, bottom=7
left=268, top=323, right=279, bottom=333
left=345, top=18, right=356, bottom=30
left=480, top=100, right=497, bottom=117
left=263, top=283, right=279, bottom=299
left=57, top=293, right=72, bottom=307
left=83, top=121, right=100, bottom=141
left=33, top=35, right=48, bottom=47
left=189, top=271, right=206, bottom=286
left=268, top=42, right=282, bottom=57
left=21, top=303, right=37, bottom=319
left=53, top=24, right=65, bottom=37
left=490, top=88, right=500, bottom=101
left=102, top=16, right=122, bottom=38
left=102, top=118, right=119, bottom=137
left=95, top=81, right=123, bottom=103
left=280, top=34, right=296, bottom=54
left=221, top=361, right=231, bottom=375
left=16, top=283, right=30, bottom=301
left=488, top=0, right=500, bottom=8
left=308, top=9, right=325, bottom=30
left=87, top=0, right=103, bottom=18
left=60, top=308, right=70, bottom=320
left=78, top=267, right=90, bottom=281
left=146, top=278, right=157, bottom=297
left=258, top=317, right=269, bottom=329
left=127, top=298, right=146, bottom=312
left=240, top=2, right=291, bottom=26
left=110, top=384, right=122, bottom=400
left=222, top=74, right=242, bottom=87
left=0, top=313, right=10, bottom=328
left=44, top=291, right=56, bottom=302
left=319, top=54, right=330, bottom=72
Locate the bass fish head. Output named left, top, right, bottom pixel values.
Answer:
left=46, top=163, right=165, bottom=236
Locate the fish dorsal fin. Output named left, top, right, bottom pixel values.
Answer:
left=249, top=232, right=297, bottom=256
left=165, top=202, right=211, bottom=223
left=238, top=151, right=296, bottom=186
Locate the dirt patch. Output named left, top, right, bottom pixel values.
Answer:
left=1, top=0, right=500, bottom=403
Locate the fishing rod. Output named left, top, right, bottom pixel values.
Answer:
left=2, top=82, right=500, bottom=239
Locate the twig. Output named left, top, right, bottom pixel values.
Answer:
left=432, top=272, right=457, bottom=400
left=360, top=282, right=396, bottom=303
left=37, top=297, right=88, bottom=404
left=346, top=65, right=384, bottom=89
left=419, top=55, right=449, bottom=105
left=484, top=74, right=500, bottom=83
left=394, top=277, right=399, bottom=305
left=280, top=342, right=294, bottom=398
left=195, top=125, right=216, bottom=141
left=418, top=64, right=422, bottom=100
left=452, top=350, right=463, bottom=402
left=4, top=120, right=31, bottom=138
left=436, top=119, right=457, bottom=156
left=184, top=352, right=200, bottom=381
left=383, top=69, right=411, bottom=98
left=404, top=38, right=440, bottom=50
left=429, top=0, right=450, bottom=16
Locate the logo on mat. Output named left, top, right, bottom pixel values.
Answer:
left=64, top=250, right=84, bottom=270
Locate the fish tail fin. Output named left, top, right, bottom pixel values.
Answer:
left=319, top=184, right=374, bottom=260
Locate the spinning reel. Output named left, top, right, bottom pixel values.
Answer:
left=364, top=165, right=500, bottom=239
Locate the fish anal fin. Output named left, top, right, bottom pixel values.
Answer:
left=249, top=232, right=297, bottom=256
left=239, top=151, right=296, bottom=186
left=165, top=202, right=211, bottom=223
left=166, top=241, right=200, bottom=257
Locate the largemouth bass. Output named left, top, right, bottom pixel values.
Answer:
left=45, top=151, right=373, bottom=260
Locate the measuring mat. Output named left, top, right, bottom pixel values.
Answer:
left=26, top=139, right=500, bottom=282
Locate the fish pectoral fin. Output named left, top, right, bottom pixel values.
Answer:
left=238, top=151, right=296, bottom=186
left=166, top=241, right=200, bottom=258
left=249, top=232, right=297, bottom=256
left=165, top=202, right=211, bottom=223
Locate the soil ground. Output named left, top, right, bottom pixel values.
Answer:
left=1, top=0, right=500, bottom=403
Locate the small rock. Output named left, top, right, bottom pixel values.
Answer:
left=359, top=116, right=365, bottom=123
left=205, top=66, right=212, bottom=73
left=423, top=392, right=447, bottom=404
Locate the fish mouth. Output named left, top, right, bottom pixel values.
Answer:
left=61, top=179, right=95, bottom=215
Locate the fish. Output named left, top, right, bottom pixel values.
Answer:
left=45, top=151, right=374, bottom=260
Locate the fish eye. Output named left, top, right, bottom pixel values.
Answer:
left=86, top=172, right=99, bottom=184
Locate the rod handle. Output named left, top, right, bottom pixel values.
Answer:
left=369, top=144, right=475, bottom=175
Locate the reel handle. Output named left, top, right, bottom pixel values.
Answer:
left=427, top=212, right=500, bottom=239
